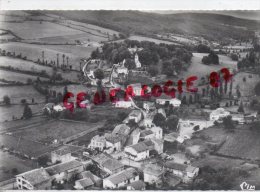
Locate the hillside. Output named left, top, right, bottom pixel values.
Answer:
left=43, top=10, right=260, bottom=41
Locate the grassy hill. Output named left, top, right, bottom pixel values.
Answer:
left=43, top=10, right=260, bottom=42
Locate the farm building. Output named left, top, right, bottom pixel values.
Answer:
left=51, top=145, right=81, bottom=163
left=103, top=168, right=139, bottom=189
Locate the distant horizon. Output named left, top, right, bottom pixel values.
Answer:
left=143, top=10, right=260, bottom=21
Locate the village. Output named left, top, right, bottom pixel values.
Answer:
left=0, top=10, right=260, bottom=190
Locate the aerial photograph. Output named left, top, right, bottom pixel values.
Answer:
left=0, top=10, right=259, bottom=190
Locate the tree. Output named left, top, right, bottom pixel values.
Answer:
left=11, top=168, right=18, bottom=175
left=197, top=44, right=211, bottom=53
left=193, top=125, right=200, bottom=131
left=202, top=56, right=211, bottom=65
left=222, top=115, right=235, bottom=130
left=153, top=113, right=166, bottom=127
left=124, top=58, right=136, bottom=70
left=254, top=82, right=260, bottom=96
left=3, top=95, right=10, bottom=105
left=148, top=65, right=158, bottom=77
left=166, top=115, right=179, bottom=131
left=238, top=102, right=245, bottom=113
left=23, top=103, right=32, bottom=119
left=230, top=53, right=238, bottom=61
left=37, top=155, right=49, bottom=167
left=94, top=68, right=104, bottom=80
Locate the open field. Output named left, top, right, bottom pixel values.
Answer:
left=180, top=53, right=237, bottom=80
left=0, top=42, right=95, bottom=69
left=0, top=134, right=59, bottom=158
left=0, top=21, right=83, bottom=39
left=0, top=70, right=49, bottom=83
left=217, top=129, right=260, bottom=160
left=128, top=35, right=180, bottom=45
left=11, top=119, right=105, bottom=144
left=0, top=57, right=53, bottom=74
left=0, top=151, right=36, bottom=181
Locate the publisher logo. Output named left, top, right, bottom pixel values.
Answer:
left=240, top=182, right=255, bottom=191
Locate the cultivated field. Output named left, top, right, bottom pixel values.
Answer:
left=128, top=35, right=180, bottom=45
left=12, top=120, right=105, bottom=144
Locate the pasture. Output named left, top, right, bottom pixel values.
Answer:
left=179, top=53, right=237, bottom=80
left=128, top=35, right=180, bottom=45
left=1, top=20, right=83, bottom=39
left=0, top=57, right=53, bottom=74
left=0, top=42, right=95, bottom=70
left=0, top=70, right=49, bottom=83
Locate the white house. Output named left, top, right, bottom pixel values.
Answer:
left=143, top=164, right=164, bottom=186
left=88, top=135, right=106, bottom=151
left=128, top=110, right=142, bottom=123
left=115, top=100, right=133, bottom=108
left=105, top=134, right=123, bottom=152
left=210, top=108, right=230, bottom=121
left=103, top=168, right=139, bottom=189
left=156, top=97, right=181, bottom=107
left=124, top=140, right=154, bottom=161
left=151, top=138, right=164, bottom=154
left=150, top=126, right=163, bottom=139
left=134, top=53, right=142, bottom=68
left=116, top=66, right=128, bottom=75
left=143, top=101, right=156, bottom=112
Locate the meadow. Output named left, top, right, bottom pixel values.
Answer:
left=128, top=35, right=180, bottom=45
left=0, top=42, right=95, bottom=70
left=0, top=70, right=49, bottom=83
left=0, top=57, right=53, bottom=74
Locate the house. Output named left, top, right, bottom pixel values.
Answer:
left=115, top=100, right=133, bottom=108
left=16, top=168, right=52, bottom=190
left=128, top=110, right=142, bottom=123
left=92, top=153, right=124, bottom=175
left=112, top=124, right=131, bottom=136
left=231, top=114, right=245, bottom=124
left=74, top=171, right=102, bottom=189
left=150, top=139, right=164, bottom=154
left=51, top=145, right=80, bottom=164
left=127, top=83, right=143, bottom=96
left=143, top=101, right=156, bottom=112
left=140, top=130, right=154, bottom=140
left=164, top=161, right=199, bottom=182
left=210, top=108, right=230, bottom=121
left=88, top=135, right=106, bottom=151
left=74, top=178, right=94, bottom=189
left=124, top=140, right=154, bottom=161
left=105, top=134, right=125, bottom=152
left=127, top=180, right=146, bottom=190
left=125, top=128, right=141, bottom=146
left=45, top=160, right=84, bottom=183
left=150, top=126, right=163, bottom=139
left=143, top=164, right=164, bottom=186
left=156, top=96, right=181, bottom=107
left=78, top=171, right=102, bottom=187
left=134, top=53, right=142, bottom=68
left=103, top=168, right=139, bottom=189
left=143, top=112, right=156, bottom=128
left=170, top=153, right=190, bottom=164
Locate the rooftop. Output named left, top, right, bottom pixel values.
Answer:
left=45, top=160, right=83, bottom=176
left=127, top=140, right=154, bottom=153
left=129, top=110, right=142, bottom=117
left=51, top=145, right=82, bottom=156
left=76, top=178, right=94, bottom=188
left=164, top=161, right=187, bottom=172
left=112, top=124, right=131, bottom=136
left=105, top=168, right=138, bottom=185
left=128, top=180, right=146, bottom=190
left=140, top=130, right=154, bottom=137
left=143, top=164, right=164, bottom=176
left=17, top=168, right=50, bottom=186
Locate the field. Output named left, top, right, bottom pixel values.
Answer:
left=0, top=151, right=36, bottom=181
left=0, top=57, right=53, bottom=74
left=0, top=21, right=84, bottom=39
left=11, top=119, right=105, bottom=144
left=0, top=70, right=49, bottom=83
left=217, top=129, right=260, bottom=160
left=0, top=42, right=96, bottom=69
left=128, top=35, right=180, bottom=45
left=180, top=53, right=237, bottom=80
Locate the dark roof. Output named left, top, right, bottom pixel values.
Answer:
left=79, top=171, right=101, bottom=184
left=164, top=161, right=187, bottom=171
left=128, top=140, right=154, bottom=153
left=45, top=160, right=83, bottom=176
left=143, top=164, right=164, bottom=176
left=105, top=134, right=123, bottom=144
left=51, top=145, right=82, bottom=156
left=17, top=168, right=50, bottom=187
left=102, top=159, right=124, bottom=172
left=140, top=130, right=153, bottom=137
left=106, top=168, right=138, bottom=185
left=76, top=178, right=94, bottom=188
left=112, top=124, right=130, bottom=136
left=128, top=180, right=146, bottom=190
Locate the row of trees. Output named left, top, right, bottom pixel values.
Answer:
left=202, top=52, right=219, bottom=65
